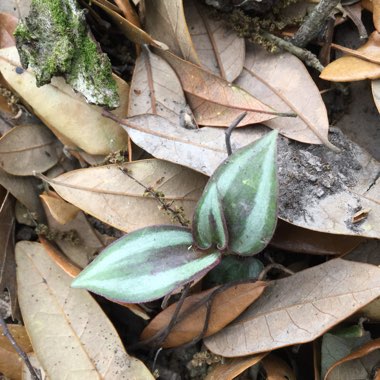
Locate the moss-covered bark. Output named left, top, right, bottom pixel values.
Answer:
left=14, top=0, right=119, bottom=108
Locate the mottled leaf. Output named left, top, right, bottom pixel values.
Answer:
left=72, top=226, right=221, bottom=303
left=184, top=0, right=245, bottom=81
left=16, top=241, right=154, bottom=379
left=193, top=130, right=278, bottom=256
left=205, top=259, right=380, bottom=357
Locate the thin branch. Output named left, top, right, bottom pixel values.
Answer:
left=291, top=0, right=341, bottom=48
left=0, top=316, right=41, bottom=380
left=258, top=263, right=295, bottom=281
left=225, top=112, right=247, bottom=156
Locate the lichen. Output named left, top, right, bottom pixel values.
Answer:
left=14, top=0, right=119, bottom=108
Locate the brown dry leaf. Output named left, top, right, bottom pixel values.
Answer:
left=90, top=0, right=164, bottom=48
left=0, top=46, right=128, bottom=155
left=0, top=168, right=44, bottom=221
left=145, top=0, right=200, bottom=64
left=128, top=47, right=188, bottom=124
left=0, top=187, right=17, bottom=318
left=114, top=0, right=141, bottom=28
left=184, top=0, right=245, bottom=82
left=325, top=338, right=380, bottom=380
left=261, top=355, right=296, bottom=380
left=205, top=353, right=267, bottom=380
left=40, top=192, right=80, bottom=225
left=157, top=49, right=277, bottom=127
left=41, top=193, right=105, bottom=269
left=0, top=324, right=32, bottom=380
left=320, top=32, right=380, bottom=81
left=0, top=124, right=61, bottom=176
left=0, top=13, right=17, bottom=49
left=204, top=258, right=380, bottom=357
left=118, top=114, right=380, bottom=238
left=16, top=241, right=154, bottom=379
left=236, top=44, right=332, bottom=146
left=41, top=159, right=208, bottom=232
left=141, top=281, right=266, bottom=348
left=373, top=0, right=380, bottom=32
left=371, top=79, right=380, bottom=113
left=271, top=219, right=364, bottom=255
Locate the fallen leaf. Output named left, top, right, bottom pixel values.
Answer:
left=0, top=324, right=33, bottom=353
left=325, top=338, right=380, bottom=380
left=0, top=346, right=22, bottom=379
left=89, top=0, right=163, bottom=48
left=320, top=32, right=380, bottom=81
left=0, top=46, right=128, bottom=155
left=72, top=226, right=221, bottom=302
left=0, top=123, right=61, bottom=176
left=117, top=114, right=380, bottom=238
left=41, top=159, right=208, bottom=232
left=204, top=258, right=380, bottom=357
left=271, top=219, right=364, bottom=255
left=236, top=44, right=332, bottom=146
left=145, top=0, right=200, bottom=64
left=40, top=192, right=80, bottom=225
left=0, top=13, right=17, bottom=48
left=0, top=168, right=44, bottom=222
left=205, top=353, right=267, bottom=380
left=261, top=355, right=296, bottom=380
left=371, top=79, right=380, bottom=113
left=157, top=49, right=277, bottom=126
left=0, top=187, right=17, bottom=318
left=16, top=241, right=154, bottom=379
left=128, top=47, right=188, bottom=124
left=141, top=281, right=266, bottom=347
left=41, top=193, right=105, bottom=269
left=114, top=0, right=141, bottom=29
left=184, top=0, right=245, bottom=82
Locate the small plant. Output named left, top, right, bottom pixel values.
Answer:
left=71, top=128, right=278, bottom=303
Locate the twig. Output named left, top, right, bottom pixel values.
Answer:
left=291, top=0, right=341, bottom=48
left=0, top=316, right=40, bottom=380
left=225, top=112, right=247, bottom=156
left=260, top=30, right=324, bottom=72
left=258, top=263, right=294, bottom=281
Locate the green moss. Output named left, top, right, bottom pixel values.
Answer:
left=14, top=0, right=119, bottom=108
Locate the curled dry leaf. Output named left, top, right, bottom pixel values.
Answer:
left=205, top=353, right=267, bottom=380
left=118, top=114, right=380, bottom=238
left=40, top=192, right=80, bottom=225
left=204, top=259, right=380, bottom=357
left=324, top=338, right=380, bottom=380
left=145, top=0, right=200, bottom=64
left=141, top=281, right=266, bottom=348
left=261, top=355, right=296, bottom=380
left=0, top=187, right=17, bottom=318
left=236, top=44, right=331, bottom=146
left=184, top=0, right=245, bottom=82
left=90, top=0, right=164, bottom=48
left=128, top=47, right=188, bottom=124
left=0, top=13, right=17, bottom=48
left=16, top=241, right=154, bottom=379
left=0, top=123, right=61, bottom=176
left=320, top=32, right=380, bottom=81
left=41, top=192, right=105, bottom=269
left=42, top=159, right=208, bottom=232
left=157, top=49, right=276, bottom=127
left=371, top=79, right=380, bottom=113
left=0, top=46, right=128, bottom=155
left=271, top=219, right=364, bottom=255
left=0, top=168, right=44, bottom=221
